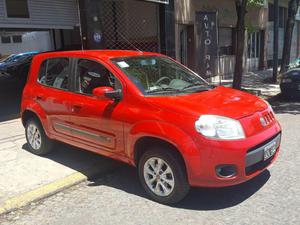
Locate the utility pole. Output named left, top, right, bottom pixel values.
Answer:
left=273, top=0, right=279, bottom=82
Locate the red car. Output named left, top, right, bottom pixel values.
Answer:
left=21, top=50, right=281, bottom=204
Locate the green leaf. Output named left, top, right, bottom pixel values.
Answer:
left=247, top=0, right=265, bottom=7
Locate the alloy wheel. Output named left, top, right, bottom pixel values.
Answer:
left=143, top=157, right=175, bottom=197
left=27, top=123, right=42, bottom=150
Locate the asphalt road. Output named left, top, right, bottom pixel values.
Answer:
left=1, top=108, right=300, bottom=225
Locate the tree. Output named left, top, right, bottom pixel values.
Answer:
left=233, top=0, right=264, bottom=90
left=280, top=0, right=300, bottom=74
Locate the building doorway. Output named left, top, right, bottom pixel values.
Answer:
left=247, top=31, right=262, bottom=71
left=179, top=25, right=195, bottom=70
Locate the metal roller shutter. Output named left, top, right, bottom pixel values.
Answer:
left=0, top=0, right=79, bottom=29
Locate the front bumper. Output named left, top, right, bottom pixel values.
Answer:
left=245, top=133, right=281, bottom=175
left=187, top=121, right=281, bottom=188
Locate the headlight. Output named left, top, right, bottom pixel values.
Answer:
left=195, top=115, right=245, bottom=140
left=282, top=78, right=292, bottom=83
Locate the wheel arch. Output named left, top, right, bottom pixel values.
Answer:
left=21, top=109, right=42, bottom=127
left=133, top=136, right=187, bottom=175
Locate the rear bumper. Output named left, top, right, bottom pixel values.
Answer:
left=187, top=121, right=281, bottom=187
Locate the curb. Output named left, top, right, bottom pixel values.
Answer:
left=0, top=163, right=119, bottom=216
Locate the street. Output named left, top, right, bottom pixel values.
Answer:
left=0, top=110, right=299, bottom=225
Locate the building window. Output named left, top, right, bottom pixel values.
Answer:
left=12, top=35, right=22, bottom=43
left=6, top=0, right=30, bottom=18
left=279, top=7, right=287, bottom=28
left=219, top=28, right=233, bottom=56
left=1, top=36, right=11, bottom=44
left=268, top=3, right=274, bottom=21
left=247, top=31, right=261, bottom=59
left=268, top=3, right=287, bottom=28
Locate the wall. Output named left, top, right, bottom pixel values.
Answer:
left=0, top=31, right=53, bottom=55
left=174, top=0, right=268, bottom=28
left=0, top=0, right=79, bottom=29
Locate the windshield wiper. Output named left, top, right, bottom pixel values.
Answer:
left=146, top=87, right=180, bottom=94
left=181, top=84, right=213, bottom=91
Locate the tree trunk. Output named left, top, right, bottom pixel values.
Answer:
left=280, top=0, right=300, bottom=74
left=233, top=0, right=247, bottom=90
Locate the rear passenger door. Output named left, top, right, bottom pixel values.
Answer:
left=37, top=57, right=74, bottom=139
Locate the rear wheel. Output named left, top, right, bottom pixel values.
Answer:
left=138, top=147, right=190, bottom=204
left=25, top=118, right=53, bottom=155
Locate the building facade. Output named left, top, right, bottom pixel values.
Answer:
left=78, top=0, right=175, bottom=57
left=0, top=0, right=299, bottom=79
left=174, top=0, right=300, bottom=79
left=0, top=0, right=81, bottom=56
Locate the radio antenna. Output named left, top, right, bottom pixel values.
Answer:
left=116, top=30, right=143, bottom=52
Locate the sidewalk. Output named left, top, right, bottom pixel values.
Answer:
left=220, top=69, right=281, bottom=98
left=0, top=119, right=120, bottom=215
left=242, top=70, right=281, bottom=98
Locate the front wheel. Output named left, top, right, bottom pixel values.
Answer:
left=138, top=147, right=190, bottom=204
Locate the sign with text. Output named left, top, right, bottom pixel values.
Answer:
left=195, top=12, right=218, bottom=79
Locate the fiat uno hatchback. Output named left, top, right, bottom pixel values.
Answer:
left=21, top=50, right=281, bottom=204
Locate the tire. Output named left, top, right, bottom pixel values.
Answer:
left=138, top=147, right=190, bottom=204
left=25, top=118, right=53, bottom=155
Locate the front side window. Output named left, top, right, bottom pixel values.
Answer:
left=75, top=59, right=121, bottom=95
left=112, top=56, right=211, bottom=95
left=38, top=58, right=70, bottom=91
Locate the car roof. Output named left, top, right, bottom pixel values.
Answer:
left=15, top=51, right=39, bottom=57
left=34, top=50, right=162, bottom=61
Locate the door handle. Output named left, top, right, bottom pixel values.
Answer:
left=35, top=95, right=44, bottom=101
left=71, top=104, right=83, bottom=112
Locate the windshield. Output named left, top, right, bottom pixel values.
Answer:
left=112, top=56, right=211, bottom=95
left=1, top=55, right=16, bottom=63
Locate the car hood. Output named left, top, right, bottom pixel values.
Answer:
left=146, top=86, right=268, bottom=120
left=284, top=69, right=300, bottom=80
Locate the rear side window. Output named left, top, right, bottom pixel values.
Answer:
left=38, top=58, right=70, bottom=91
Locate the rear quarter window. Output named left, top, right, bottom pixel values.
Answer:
left=38, top=58, right=70, bottom=91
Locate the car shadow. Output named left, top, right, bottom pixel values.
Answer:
left=22, top=142, right=123, bottom=178
left=0, top=78, right=25, bottom=122
left=175, top=170, right=270, bottom=210
left=87, top=164, right=270, bottom=210
left=22, top=141, right=270, bottom=210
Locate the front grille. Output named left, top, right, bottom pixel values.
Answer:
left=262, top=111, right=275, bottom=126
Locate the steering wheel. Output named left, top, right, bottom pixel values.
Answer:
left=155, top=76, right=171, bottom=86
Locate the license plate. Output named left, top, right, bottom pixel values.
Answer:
left=264, top=141, right=277, bottom=161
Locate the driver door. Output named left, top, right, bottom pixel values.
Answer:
left=68, top=58, right=125, bottom=154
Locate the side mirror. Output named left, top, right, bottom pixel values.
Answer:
left=93, top=86, right=122, bottom=101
